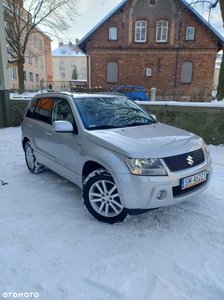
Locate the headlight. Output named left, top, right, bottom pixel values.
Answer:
left=126, top=157, right=167, bottom=176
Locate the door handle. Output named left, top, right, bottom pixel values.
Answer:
left=46, top=131, right=52, bottom=136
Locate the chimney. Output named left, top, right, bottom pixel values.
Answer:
left=69, top=41, right=72, bottom=46
left=76, top=38, right=80, bottom=45
left=59, top=42, right=63, bottom=47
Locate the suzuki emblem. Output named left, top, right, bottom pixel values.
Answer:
left=187, top=155, right=194, bottom=166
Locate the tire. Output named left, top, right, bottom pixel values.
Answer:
left=82, top=168, right=129, bottom=224
left=24, top=141, right=45, bottom=174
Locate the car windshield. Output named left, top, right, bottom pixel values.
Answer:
left=73, top=96, right=156, bottom=130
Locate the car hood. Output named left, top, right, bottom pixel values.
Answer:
left=85, top=123, right=204, bottom=158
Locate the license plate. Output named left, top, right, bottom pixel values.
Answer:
left=181, top=171, right=207, bottom=190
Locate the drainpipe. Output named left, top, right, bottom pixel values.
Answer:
left=86, top=54, right=91, bottom=89
left=173, top=12, right=181, bottom=101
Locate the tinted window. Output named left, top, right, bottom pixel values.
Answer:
left=26, top=98, right=53, bottom=124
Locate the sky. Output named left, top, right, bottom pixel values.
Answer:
left=51, top=0, right=223, bottom=49
left=0, top=117, right=224, bottom=299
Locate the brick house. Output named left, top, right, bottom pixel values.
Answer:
left=78, top=0, right=224, bottom=101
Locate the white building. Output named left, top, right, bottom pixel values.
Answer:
left=52, top=41, right=87, bottom=90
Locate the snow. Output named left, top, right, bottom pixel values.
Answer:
left=0, top=127, right=224, bottom=300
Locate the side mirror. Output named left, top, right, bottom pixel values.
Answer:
left=151, top=114, right=157, bottom=120
left=53, top=120, right=74, bottom=132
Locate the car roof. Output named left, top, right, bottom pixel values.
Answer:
left=32, top=92, right=123, bottom=99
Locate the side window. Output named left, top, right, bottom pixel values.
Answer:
left=37, top=98, right=54, bottom=123
left=26, top=98, right=53, bottom=124
left=26, top=99, right=39, bottom=119
left=181, top=61, right=193, bottom=83
left=107, top=61, right=118, bottom=83
left=156, top=20, right=168, bottom=42
left=52, top=98, right=77, bottom=130
left=135, top=21, right=147, bottom=42
left=186, top=27, right=195, bottom=40
left=109, top=27, right=117, bottom=40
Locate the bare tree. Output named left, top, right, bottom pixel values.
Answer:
left=189, top=0, right=224, bottom=100
left=4, top=0, right=79, bottom=93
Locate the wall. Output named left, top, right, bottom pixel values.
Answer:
left=140, top=103, right=224, bottom=145
left=8, top=99, right=224, bottom=145
left=82, top=0, right=220, bottom=102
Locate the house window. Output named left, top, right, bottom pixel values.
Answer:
left=34, top=56, right=38, bottom=66
left=35, top=74, right=39, bottom=83
left=107, top=61, right=118, bottom=83
left=29, top=72, right=33, bottom=82
left=9, top=68, right=16, bottom=79
left=23, top=71, right=26, bottom=81
left=135, top=21, right=147, bottom=42
left=71, top=61, right=75, bottom=68
left=28, top=55, right=32, bottom=64
left=38, top=39, right=43, bottom=49
left=33, top=36, right=37, bottom=47
left=180, top=61, right=193, bottom=83
left=60, top=61, right=65, bottom=70
left=109, top=27, right=117, bottom=40
left=39, top=58, right=44, bottom=68
left=156, top=20, right=168, bottom=42
left=61, top=72, right=65, bottom=78
left=186, top=27, right=195, bottom=40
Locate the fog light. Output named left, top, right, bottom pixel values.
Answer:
left=156, top=190, right=162, bottom=199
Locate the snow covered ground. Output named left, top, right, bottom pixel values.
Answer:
left=0, top=127, right=224, bottom=300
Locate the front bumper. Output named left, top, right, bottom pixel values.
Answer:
left=113, top=161, right=212, bottom=211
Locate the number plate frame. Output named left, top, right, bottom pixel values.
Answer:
left=181, top=171, right=207, bottom=190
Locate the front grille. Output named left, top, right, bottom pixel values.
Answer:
left=173, top=175, right=208, bottom=197
left=163, top=149, right=205, bottom=172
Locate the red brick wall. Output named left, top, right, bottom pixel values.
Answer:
left=84, top=0, right=218, bottom=101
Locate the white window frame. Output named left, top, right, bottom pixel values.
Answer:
left=35, top=74, right=39, bottom=83
left=29, top=72, right=33, bottom=82
left=61, top=72, right=65, bottom=78
left=60, top=61, right=65, bottom=70
left=109, top=27, right=117, bottom=40
left=135, top=21, right=147, bottom=43
left=156, top=20, right=168, bottom=42
left=9, top=68, right=16, bottom=79
left=186, top=27, right=195, bottom=40
left=34, top=56, right=38, bottom=66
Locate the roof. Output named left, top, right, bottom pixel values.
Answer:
left=52, top=44, right=86, bottom=57
left=78, top=0, right=224, bottom=49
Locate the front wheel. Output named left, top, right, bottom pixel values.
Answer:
left=24, top=141, right=45, bottom=174
left=82, top=169, right=129, bottom=224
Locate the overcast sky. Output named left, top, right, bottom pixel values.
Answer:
left=52, top=0, right=223, bottom=50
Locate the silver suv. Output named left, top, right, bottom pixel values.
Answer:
left=21, top=92, right=212, bottom=224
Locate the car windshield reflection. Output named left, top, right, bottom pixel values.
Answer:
left=73, top=97, right=156, bottom=130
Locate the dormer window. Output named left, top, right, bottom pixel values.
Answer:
left=156, top=20, right=168, bottom=42
left=186, top=27, right=195, bottom=40
left=135, top=21, right=147, bottom=42
left=109, top=27, right=117, bottom=40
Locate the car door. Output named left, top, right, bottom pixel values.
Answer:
left=50, top=97, right=78, bottom=177
left=27, top=96, right=54, bottom=160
